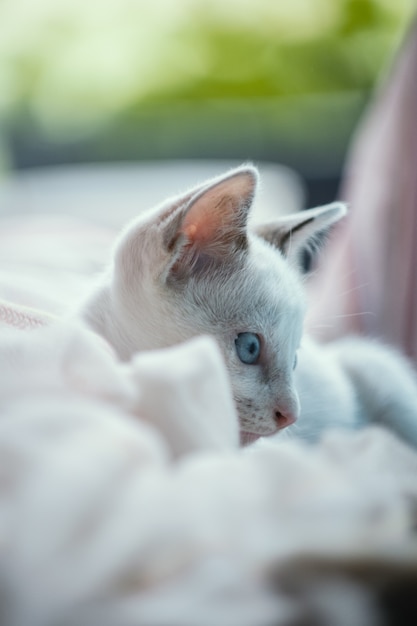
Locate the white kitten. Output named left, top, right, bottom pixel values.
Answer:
left=81, top=165, right=341, bottom=438
left=80, top=165, right=417, bottom=446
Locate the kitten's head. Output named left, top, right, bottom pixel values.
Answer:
left=111, top=165, right=346, bottom=441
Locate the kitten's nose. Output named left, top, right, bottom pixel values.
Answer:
left=274, top=396, right=299, bottom=430
left=274, top=409, right=297, bottom=430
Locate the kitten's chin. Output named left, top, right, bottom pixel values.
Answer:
left=240, top=431, right=262, bottom=446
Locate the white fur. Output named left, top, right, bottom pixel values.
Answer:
left=80, top=165, right=417, bottom=446
left=275, top=336, right=417, bottom=448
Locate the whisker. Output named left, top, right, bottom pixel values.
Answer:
left=331, top=311, right=376, bottom=320
left=308, top=266, right=365, bottom=292
left=335, top=281, right=370, bottom=299
left=307, top=310, right=377, bottom=332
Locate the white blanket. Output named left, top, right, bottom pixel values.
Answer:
left=1, top=319, right=417, bottom=626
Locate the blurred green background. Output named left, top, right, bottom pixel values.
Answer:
left=0, top=0, right=414, bottom=204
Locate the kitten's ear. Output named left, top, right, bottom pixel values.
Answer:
left=254, top=202, right=347, bottom=267
left=163, top=165, right=258, bottom=277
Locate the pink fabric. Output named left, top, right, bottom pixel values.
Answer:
left=307, top=20, right=417, bottom=364
left=0, top=298, right=55, bottom=329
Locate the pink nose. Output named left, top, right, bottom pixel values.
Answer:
left=274, top=408, right=297, bottom=430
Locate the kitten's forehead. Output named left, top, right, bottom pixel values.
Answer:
left=249, top=237, right=305, bottom=307
left=243, top=239, right=306, bottom=337
left=184, top=236, right=306, bottom=340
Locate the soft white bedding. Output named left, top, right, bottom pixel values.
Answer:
left=0, top=315, right=417, bottom=625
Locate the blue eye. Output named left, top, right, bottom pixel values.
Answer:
left=235, top=332, right=261, bottom=365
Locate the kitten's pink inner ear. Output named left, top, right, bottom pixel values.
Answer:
left=180, top=172, right=256, bottom=246
left=184, top=224, right=198, bottom=239
left=181, top=197, right=230, bottom=246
